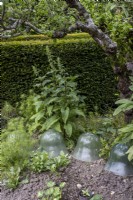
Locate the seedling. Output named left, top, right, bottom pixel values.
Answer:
left=37, top=181, right=66, bottom=200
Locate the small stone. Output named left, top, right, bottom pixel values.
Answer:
left=111, top=191, right=115, bottom=195
left=77, top=184, right=82, bottom=189
left=123, top=179, right=127, bottom=183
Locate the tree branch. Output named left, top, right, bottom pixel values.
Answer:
left=52, top=24, right=79, bottom=38
left=0, top=17, right=42, bottom=38
left=64, top=0, right=117, bottom=55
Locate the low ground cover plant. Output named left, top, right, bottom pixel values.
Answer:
left=79, top=188, right=103, bottom=200
left=30, top=151, right=70, bottom=173
left=37, top=181, right=66, bottom=200
left=1, top=117, right=35, bottom=188
left=85, top=111, right=125, bottom=159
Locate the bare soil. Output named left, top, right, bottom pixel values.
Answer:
left=1, top=158, right=133, bottom=200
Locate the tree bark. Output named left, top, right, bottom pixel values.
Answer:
left=114, top=62, right=133, bottom=123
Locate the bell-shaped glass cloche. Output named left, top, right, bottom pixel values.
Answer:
left=72, top=132, right=101, bottom=162
left=105, top=143, right=133, bottom=176
left=39, top=129, right=68, bottom=157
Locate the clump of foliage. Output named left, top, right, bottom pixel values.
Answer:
left=80, top=189, right=103, bottom=200
left=30, top=46, right=86, bottom=138
left=30, top=151, right=70, bottom=173
left=1, top=101, right=17, bottom=120
left=1, top=117, right=35, bottom=188
left=18, top=90, right=37, bottom=134
left=1, top=101, right=18, bottom=129
left=113, top=77, right=133, bottom=162
left=86, top=111, right=125, bottom=159
left=18, top=90, right=36, bottom=121
left=37, top=181, right=66, bottom=200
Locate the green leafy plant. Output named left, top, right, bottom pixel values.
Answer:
left=1, top=101, right=17, bottom=120
left=86, top=111, right=125, bottom=159
left=18, top=90, right=36, bottom=121
left=80, top=189, right=103, bottom=200
left=37, top=181, right=66, bottom=200
left=1, top=117, right=35, bottom=188
left=113, top=77, right=133, bottom=161
left=30, top=151, right=49, bottom=173
left=3, top=166, right=21, bottom=189
left=30, top=46, right=86, bottom=139
left=49, top=151, right=70, bottom=172
left=98, top=114, right=125, bottom=159
left=1, top=101, right=17, bottom=129
left=81, top=189, right=90, bottom=197
left=17, top=90, right=37, bottom=135
left=90, top=194, right=103, bottom=200
left=30, top=151, right=70, bottom=173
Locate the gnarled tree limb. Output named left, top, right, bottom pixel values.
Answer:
left=63, top=0, right=117, bottom=55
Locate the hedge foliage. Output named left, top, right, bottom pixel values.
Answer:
left=1, top=33, right=118, bottom=112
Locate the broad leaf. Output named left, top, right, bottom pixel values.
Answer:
left=113, top=103, right=132, bottom=116
left=34, top=101, right=44, bottom=112
left=30, top=112, right=44, bottom=122
left=42, top=115, right=59, bottom=130
left=119, top=124, right=133, bottom=134
left=61, top=107, right=69, bottom=124
left=47, top=105, right=53, bottom=116
left=52, top=122, right=61, bottom=133
left=115, top=99, right=133, bottom=105
left=64, top=123, right=72, bottom=137
left=126, top=146, right=133, bottom=161
left=71, top=109, right=85, bottom=118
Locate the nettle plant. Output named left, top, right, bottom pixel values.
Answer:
left=31, top=46, right=86, bottom=138
left=113, top=77, right=133, bottom=162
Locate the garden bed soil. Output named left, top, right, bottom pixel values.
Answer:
left=1, top=158, right=133, bottom=200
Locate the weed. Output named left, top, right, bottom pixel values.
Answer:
left=37, top=181, right=66, bottom=200
left=30, top=151, right=70, bottom=173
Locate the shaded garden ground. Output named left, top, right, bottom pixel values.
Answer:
left=1, top=158, right=133, bottom=200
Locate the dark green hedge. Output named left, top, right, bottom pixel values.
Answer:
left=1, top=34, right=118, bottom=112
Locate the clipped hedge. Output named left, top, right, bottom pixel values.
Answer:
left=1, top=33, right=91, bottom=42
left=1, top=34, right=118, bottom=112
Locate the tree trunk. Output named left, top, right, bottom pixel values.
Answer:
left=114, top=62, right=133, bottom=123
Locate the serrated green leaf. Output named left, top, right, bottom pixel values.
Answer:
left=30, top=112, right=44, bottom=123
left=60, top=182, right=66, bottom=188
left=90, top=194, right=103, bottom=200
left=47, top=181, right=55, bottom=188
left=119, top=124, right=133, bottom=133
left=61, top=107, right=69, bottom=124
left=42, top=115, right=59, bottom=130
left=45, top=187, right=54, bottom=195
left=71, top=109, right=85, bottom=118
left=113, top=104, right=126, bottom=116
left=47, top=105, right=53, bottom=116
left=129, top=85, right=133, bottom=91
left=115, top=99, right=132, bottom=105
left=52, top=122, right=61, bottom=132
left=34, top=101, right=44, bottom=112
left=64, top=123, right=72, bottom=137
left=44, top=97, right=58, bottom=106
left=37, top=191, right=44, bottom=198
left=126, top=146, right=133, bottom=161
